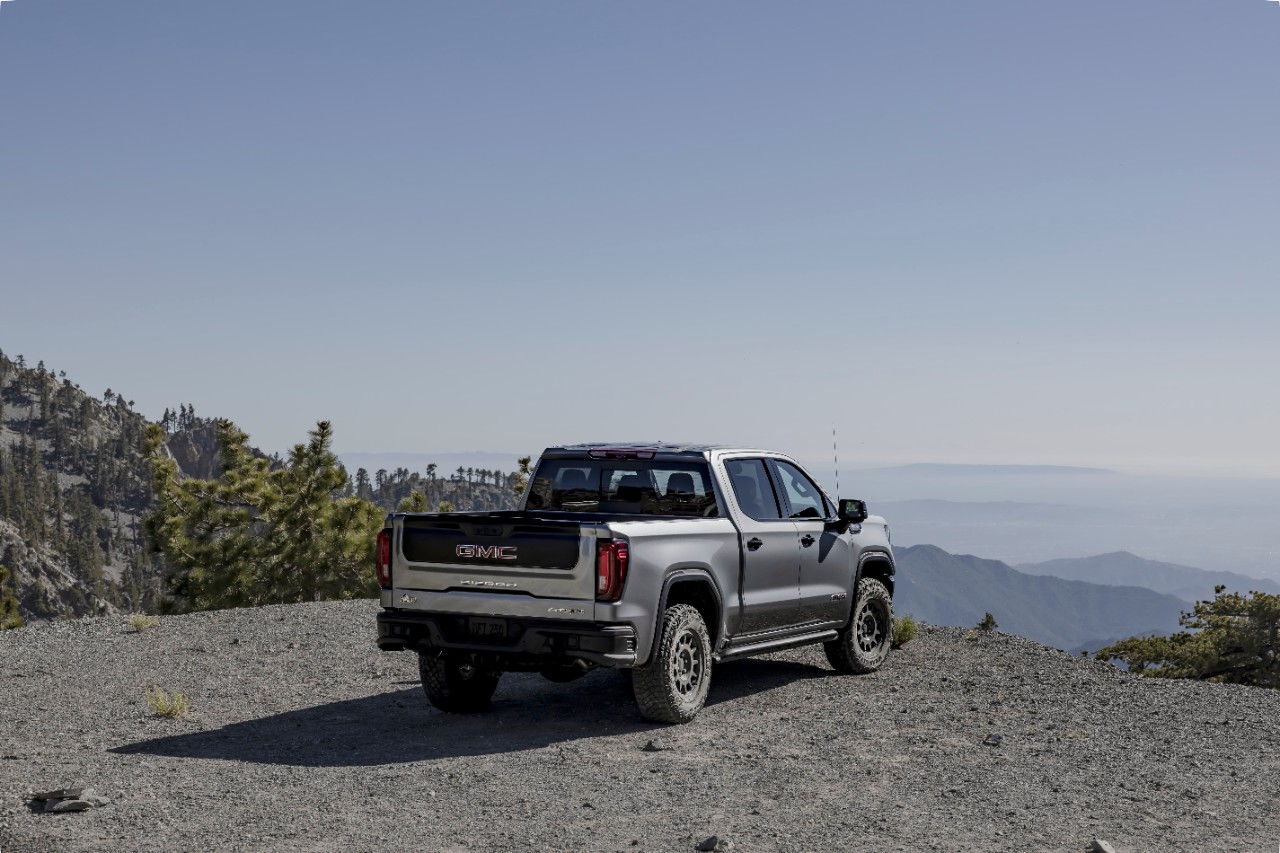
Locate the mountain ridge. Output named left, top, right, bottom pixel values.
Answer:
left=1015, top=550, right=1280, bottom=604
left=893, top=544, right=1187, bottom=653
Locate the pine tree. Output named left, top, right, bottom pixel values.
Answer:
left=0, top=564, right=22, bottom=630
left=1098, top=586, right=1280, bottom=687
left=512, top=456, right=533, bottom=498
left=397, top=491, right=429, bottom=512
left=145, top=419, right=383, bottom=611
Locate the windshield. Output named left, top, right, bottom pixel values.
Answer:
left=526, top=458, right=721, bottom=517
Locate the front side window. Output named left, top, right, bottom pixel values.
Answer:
left=769, top=460, right=829, bottom=519
left=526, top=459, right=720, bottom=517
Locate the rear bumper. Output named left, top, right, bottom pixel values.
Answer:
left=376, top=609, right=638, bottom=667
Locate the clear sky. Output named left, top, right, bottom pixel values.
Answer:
left=2, top=1, right=1277, bottom=475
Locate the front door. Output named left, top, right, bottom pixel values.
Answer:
left=724, top=457, right=802, bottom=634
left=767, top=458, right=854, bottom=625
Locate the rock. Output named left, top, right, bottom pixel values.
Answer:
left=34, top=787, right=82, bottom=801
left=641, top=740, right=666, bottom=752
left=1087, top=841, right=1117, bottom=853
left=696, top=836, right=719, bottom=851
left=983, top=734, right=1004, bottom=747
left=48, top=799, right=93, bottom=813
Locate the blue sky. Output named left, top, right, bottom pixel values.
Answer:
left=1, top=1, right=1278, bottom=474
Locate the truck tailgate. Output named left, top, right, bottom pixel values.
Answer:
left=394, top=515, right=598, bottom=601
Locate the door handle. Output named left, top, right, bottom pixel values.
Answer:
left=746, top=537, right=763, bottom=551
left=800, top=534, right=816, bottom=548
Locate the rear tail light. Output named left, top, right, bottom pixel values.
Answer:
left=376, top=529, right=391, bottom=589
left=596, top=540, right=629, bottom=601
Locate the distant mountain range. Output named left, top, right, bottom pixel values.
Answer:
left=893, top=544, right=1187, bottom=654
left=868, top=497, right=1280, bottom=581
left=1015, top=551, right=1280, bottom=604
left=857, top=463, right=1117, bottom=476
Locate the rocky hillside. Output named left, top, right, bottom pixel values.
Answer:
left=0, top=349, right=525, bottom=625
left=1, top=601, right=1277, bottom=852
left=0, top=351, right=228, bottom=621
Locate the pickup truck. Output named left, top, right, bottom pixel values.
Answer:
left=376, top=443, right=895, bottom=724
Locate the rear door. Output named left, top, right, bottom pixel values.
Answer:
left=394, top=515, right=598, bottom=602
left=767, top=458, right=854, bottom=625
left=723, top=457, right=803, bottom=634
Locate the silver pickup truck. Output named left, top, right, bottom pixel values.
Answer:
left=376, top=443, right=895, bottom=724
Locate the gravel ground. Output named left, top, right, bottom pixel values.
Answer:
left=1, top=600, right=1278, bottom=853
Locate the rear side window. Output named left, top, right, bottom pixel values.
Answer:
left=526, top=459, right=720, bottom=517
left=724, top=459, right=782, bottom=521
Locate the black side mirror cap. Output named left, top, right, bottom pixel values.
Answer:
left=837, top=498, right=868, bottom=525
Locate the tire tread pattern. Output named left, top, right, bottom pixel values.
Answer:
left=632, top=604, right=712, bottom=724
left=824, top=577, right=893, bottom=674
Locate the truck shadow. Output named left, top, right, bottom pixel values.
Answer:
left=110, top=658, right=830, bottom=768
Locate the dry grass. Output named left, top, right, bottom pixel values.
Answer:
left=145, top=686, right=190, bottom=718
left=892, top=614, right=919, bottom=649
left=128, top=614, right=160, bottom=632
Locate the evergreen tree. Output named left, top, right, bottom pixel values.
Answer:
left=397, top=491, right=429, bottom=512
left=145, top=419, right=383, bottom=611
left=1098, top=585, right=1280, bottom=687
left=0, top=563, right=22, bottom=630
left=512, top=456, right=533, bottom=498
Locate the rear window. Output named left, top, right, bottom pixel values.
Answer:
left=526, top=459, right=721, bottom=517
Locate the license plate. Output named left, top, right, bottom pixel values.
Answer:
left=468, top=617, right=507, bottom=639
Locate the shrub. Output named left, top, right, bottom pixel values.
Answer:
left=977, top=612, right=998, bottom=632
left=891, top=614, right=918, bottom=649
left=128, top=615, right=159, bottom=632
left=146, top=687, right=190, bottom=718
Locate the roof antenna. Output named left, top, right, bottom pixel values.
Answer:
left=833, top=426, right=840, bottom=501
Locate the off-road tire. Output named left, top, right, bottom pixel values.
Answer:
left=632, top=604, right=712, bottom=724
left=418, top=651, right=502, bottom=713
left=824, top=577, right=893, bottom=674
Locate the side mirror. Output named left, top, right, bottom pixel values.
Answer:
left=837, top=499, right=868, bottom=525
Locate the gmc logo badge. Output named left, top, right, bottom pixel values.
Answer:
left=456, top=544, right=517, bottom=560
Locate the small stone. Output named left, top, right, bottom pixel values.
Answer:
left=48, top=799, right=93, bottom=813
left=641, top=740, right=665, bottom=752
left=983, top=734, right=1004, bottom=747
left=81, top=789, right=110, bottom=808
left=696, top=837, right=719, bottom=852
left=1086, top=841, right=1117, bottom=853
